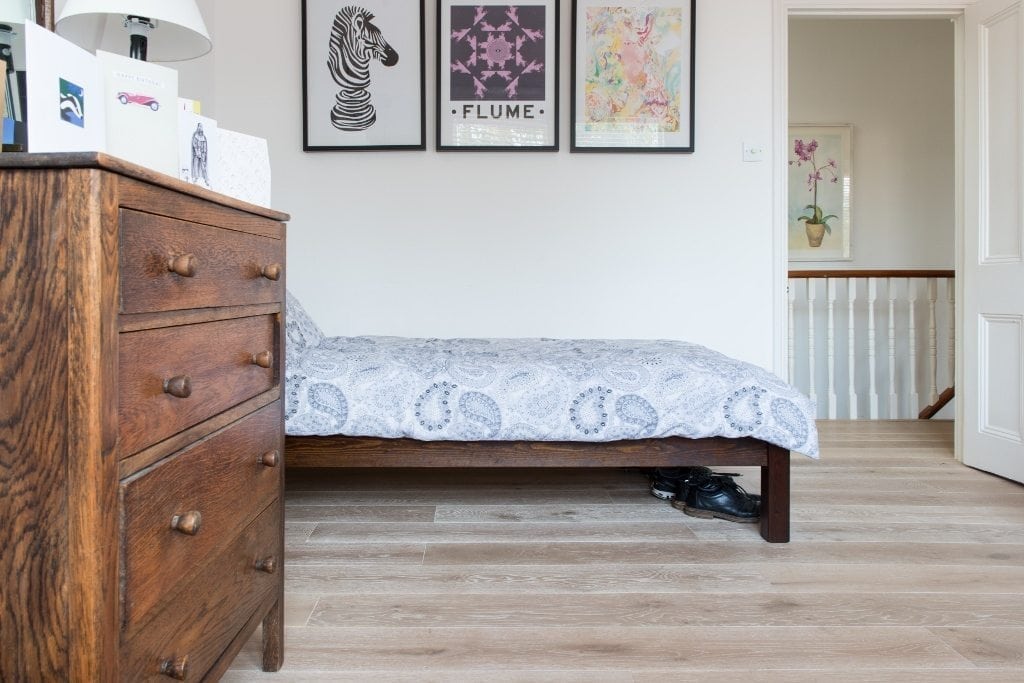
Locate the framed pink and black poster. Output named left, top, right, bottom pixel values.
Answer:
left=437, top=1, right=559, bottom=151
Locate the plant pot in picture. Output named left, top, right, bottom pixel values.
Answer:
left=790, top=137, right=839, bottom=248
left=805, top=222, right=827, bottom=247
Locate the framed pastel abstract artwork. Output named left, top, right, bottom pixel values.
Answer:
left=437, top=0, right=559, bottom=151
left=570, top=0, right=695, bottom=153
left=788, top=124, right=852, bottom=261
left=302, top=0, right=425, bottom=151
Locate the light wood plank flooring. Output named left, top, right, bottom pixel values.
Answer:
left=225, top=421, right=1024, bottom=681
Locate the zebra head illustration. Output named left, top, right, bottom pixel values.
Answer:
left=327, top=6, right=399, bottom=132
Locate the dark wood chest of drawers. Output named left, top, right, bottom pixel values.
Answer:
left=0, top=153, right=288, bottom=681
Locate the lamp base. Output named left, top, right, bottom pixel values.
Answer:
left=125, top=16, right=154, bottom=61
left=129, top=33, right=147, bottom=60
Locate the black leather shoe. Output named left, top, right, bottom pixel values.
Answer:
left=672, top=471, right=760, bottom=523
left=649, top=467, right=710, bottom=500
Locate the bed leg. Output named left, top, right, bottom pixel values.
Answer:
left=760, top=445, right=791, bottom=543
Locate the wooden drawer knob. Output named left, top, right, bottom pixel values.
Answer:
left=254, top=556, right=277, bottom=574
left=159, top=655, right=189, bottom=680
left=260, top=450, right=280, bottom=468
left=163, top=375, right=192, bottom=399
left=170, top=511, right=202, bottom=536
left=251, top=350, right=273, bottom=368
left=261, top=263, right=283, bottom=281
left=167, top=254, right=197, bottom=278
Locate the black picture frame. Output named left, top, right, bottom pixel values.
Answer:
left=570, top=0, right=696, bottom=153
left=302, top=0, right=426, bottom=151
left=436, top=0, right=560, bottom=151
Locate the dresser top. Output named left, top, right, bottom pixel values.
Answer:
left=0, top=152, right=289, bottom=222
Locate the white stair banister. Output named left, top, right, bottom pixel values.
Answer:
left=887, top=277, right=898, bottom=419
left=907, top=278, right=919, bottom=416
left=787, top=270, right=954, bottom=420
left=947, top=277, right=955, bottom=391
left=928, top=278, right=939, bottom=404
left=868, top=277, right=879, bottom=419
left=848, top=277, right=858, bottom=419
left=827, top=278, right=837, bottom=419
left=788, top=278, right=796, bottom=385
left=807, top=278, right=817, bottom=410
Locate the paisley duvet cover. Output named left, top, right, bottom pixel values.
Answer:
left=285, top=293, right=819, bottom=458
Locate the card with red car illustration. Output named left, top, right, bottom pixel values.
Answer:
left=97, top=50, right=178, bottom=177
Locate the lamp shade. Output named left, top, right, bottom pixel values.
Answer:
left=56, top=0, right=211, bottom=61
left=0, top=0, right=33, bottom=24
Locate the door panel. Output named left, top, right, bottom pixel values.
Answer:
left=964, top=0, right=1024, bottom=483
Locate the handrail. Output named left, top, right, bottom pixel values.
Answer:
left=790, top=269, right=955, bottom=279
left=919, top=386, right=955, bottom=420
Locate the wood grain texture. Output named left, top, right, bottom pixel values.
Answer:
left=64, top=169, right=122, bottom=681
left=120, top=403, right=283, bottom=634
left=121, top=502, right=282, bottom=682
left=229, top=625, right=973, bottom=670
left=285, top=435, right=773, bottom=469
left=119, top=209, right=284, bottom=314
left=1, top=158, right=285, bottom=680
left=0, top=169, right=70, bottom=679
left=228, top=421, right=1024, bottom=680
left=118, top=314, right=276, bottom=455
left=34, top=1, right=53, bottom=30
left=0, top=153, right=289, bottom=222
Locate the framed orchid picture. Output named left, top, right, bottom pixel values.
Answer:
left=788, top=124, right=853, bottom=261
left=302, top=0, right=426, bottom=151
left=437, top=0, right=559, bottom=151
left=571, top=0, right=695, bottom=153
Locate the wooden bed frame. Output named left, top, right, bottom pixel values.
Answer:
left=285, top=435, right=791, bottom=543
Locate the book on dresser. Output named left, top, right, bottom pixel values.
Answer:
left=0, top=152, right=288, bottom=681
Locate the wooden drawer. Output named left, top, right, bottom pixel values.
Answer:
left=121, top=500, right=282, bottom=682
left=120, top=402, right=282, bottom=635
left=119, top=315, right=277, bottom=456
left=120, top=209, right=284, bottom=315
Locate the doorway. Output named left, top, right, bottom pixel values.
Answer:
left=784, top=15, right=958, bottom=421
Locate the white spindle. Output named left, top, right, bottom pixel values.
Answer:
left=907, top=278, right=919, bottom=415
left=788, top=279, right=796, bottom=384
left=927, top=278, right=939, bottom=404
left=827, top=278, right=837, bottom=418
left=790, top=272, right=954, bottom=421
left=807, top=279, right=817, bottom=411
left=947, top=278, right=956, bottom=390
left=847, top=277, right=858, bottom=419
left=888, top=278, right=898, bottom=419
left=868, top=278, right=879, bottom=419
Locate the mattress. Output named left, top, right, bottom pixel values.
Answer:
left=285, top=294, right=819, bottom=458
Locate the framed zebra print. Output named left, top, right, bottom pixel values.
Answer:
left=302, top=0, right=426, bottom=150
left=570, top=0, right=696, bottom=153
left=437, top=0, right=559, bottom=151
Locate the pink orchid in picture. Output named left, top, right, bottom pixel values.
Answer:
left=790, top=138, right=840, bottom=232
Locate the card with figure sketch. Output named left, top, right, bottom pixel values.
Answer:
left=178, top=99, right=217, bottom=190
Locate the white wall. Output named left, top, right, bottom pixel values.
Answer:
left=179, top=0, right=779, bottom=370
left=788, top=18, right=955, bottom=268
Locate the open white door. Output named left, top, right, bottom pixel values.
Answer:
left=963, top=0, right=1024, bottom=483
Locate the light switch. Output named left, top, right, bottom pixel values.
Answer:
left=743, top=142, right=765, bottom=162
